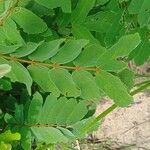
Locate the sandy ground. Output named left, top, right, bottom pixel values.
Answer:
left=94, top=92, right=150, bottom=149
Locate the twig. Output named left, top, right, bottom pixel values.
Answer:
left=0, top=54, right=101, bottom=72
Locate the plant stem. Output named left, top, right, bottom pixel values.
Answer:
left=134, top=80, right=150, bottom=87
left=89, top=104, right=117, bottom=128
left=0, top=54, right=100, bottom=72
left=130, top=82, right=150, bottom=96
left=135, top=73, right=150, bottom=78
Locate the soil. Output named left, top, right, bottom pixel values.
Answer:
left=94, top=92, right=150, bottom=149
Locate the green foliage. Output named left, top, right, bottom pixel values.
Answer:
left=128, top=0, right=150, bottom=27
left=0, top=130, right=21, bottom=150
left=0, top=0, right=149, bottom=149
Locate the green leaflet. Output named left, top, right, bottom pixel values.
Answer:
left=39, top=95, right=88, bottom=125
left=11, top=42, right=40, bottom=58
left=128, top=0, right=143, bottom=14
left=104, top=11, right=123, bottom=47
left=57, top=127, right=75, bottom=139
left=29, top=39, right=65, bottom=61
left=60, top=0, right=71, bottom=13
left=27, top=92, right=43, bottom=124
left=0, top=59, right=32, bottom=94
left=72, top=0, right=96, bottom=24
left=109, top=33, right=141, bottom=58
left=31, top=127, right=68, bottom=144
left=95, top=71, right=133, bottom=107
left=28, top=65, right=60, bottom=97
left=29, top=1, right=52, bottom=17
left=55, top=97, right=87, bottom=125
left=39, top=94, right=58, bottom=124
left=20, top=127, right=31, bottom=150
left=0, top=64, right=11, bottom=78
left=84, top=11, right=116, bottom=33
left=49, top=69, right=80, bottom=97
left=128, top=0, right=150, bottom=27
left=74, top=44, right=106, bottom=67
left=72, top=24, right=99, bottom=44
left=51, top=39, right=89, bottom=64
left=2, top=18, right=24, bottom=45
left=97, top=54, right=127, bottom=72
left=97, top=33, right=141, bottom=71
left=118, top=69, right=134, bottom=90
left=54, top=98, right=77, bottom=125
left=134, top=43, right=150, bottom=65
left=0, top=79, right=12, bottom=91
left=72, top=70, right=101, bottom=100
left=65, top=100, right=88, bottom=124
left=12, top=7, right=48, bottom=34
left=0, top=44, right=21, bottom=54
left=14, top=104, right=24, bottom=124
left=35, top=0, right=71, bottom=13
left=129, top=40, right=150, bottom=65
left=4, top=113, right=16, bottom=124
left=0, top=130, right=21, bottom=142
left=49, top=68, right=81, bottom=97
left=40, top=97, right=66, bottom=125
